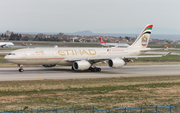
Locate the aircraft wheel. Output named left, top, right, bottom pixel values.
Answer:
left=91, top=68, right=94, bottom=72
left=94, top=68, right=97, bottom=72
left=19, top=68, right=24, bottom=72
left=88, top=67, right=92, bottom=70
left=90, top=67, right=101, bottom=72
left=97, top=68, right=101, bottom=72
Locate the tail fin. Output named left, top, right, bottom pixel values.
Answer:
left=99, top=37, right=106, bottom=44
left=130, top=24, right=153, bottom=48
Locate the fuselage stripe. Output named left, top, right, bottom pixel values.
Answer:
left=5, top=58, right=65, bottom=60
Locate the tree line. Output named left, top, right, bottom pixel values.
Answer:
left=0, top=33, right=63, bottom=41
left=1, top=33, right=22, bottom=40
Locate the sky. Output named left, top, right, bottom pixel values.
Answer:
left=1, top=0, right=180, bottom=34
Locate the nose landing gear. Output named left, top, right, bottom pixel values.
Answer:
left=18, top=64, right=24, bottom=72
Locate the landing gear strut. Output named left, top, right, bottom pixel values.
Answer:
left=18, top=64, right=24, bottom=72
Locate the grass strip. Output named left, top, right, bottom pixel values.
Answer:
left=0, top=76, right=180, bottom=111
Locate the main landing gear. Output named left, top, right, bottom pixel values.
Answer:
left=71, top=66, right=101, bottom=72
left=18, top=64, right=24, bottom=72
left=88, top=67, right=101, bottom=72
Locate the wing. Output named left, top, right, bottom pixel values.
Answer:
left=140, top=48, right=164, bottom=52
left=145, top=51, right=172, bottom=56
left=67, top=55, right=163, bottom=62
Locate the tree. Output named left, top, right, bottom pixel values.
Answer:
left=22, top=36, right=29, bottom=41
left=125, top=36, right=130, bottom=41
left=9, top=33, right=22, bottom=40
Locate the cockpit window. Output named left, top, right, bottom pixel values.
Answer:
left=8, top=53, right=15, bottom=55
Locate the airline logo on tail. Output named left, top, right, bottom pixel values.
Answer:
left=142, top=36, right=148, bottom=47
left=141, top=25, right=153, bottom=47
left=99, top=37, right=106, bottom=44
left=130, top=24, right=153, bottom=48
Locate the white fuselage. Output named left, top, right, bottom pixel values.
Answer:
left=101, top=43, right=129, bottom=48
left=4, top=47, right=143, bottom=66
left=0, top=42, right=14, bottom=47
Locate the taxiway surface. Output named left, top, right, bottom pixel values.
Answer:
left=0, top=65, right=180, bottom=81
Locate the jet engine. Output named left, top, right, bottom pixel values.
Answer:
left=6, top=45, right=9, bottom=48
left=1, top=45, right=9, bottom=48
left=73, top=60, right=91, bottom=70
left=108, top=58, right=125, bottom=68
left=42, top=64, right=56, bottom=67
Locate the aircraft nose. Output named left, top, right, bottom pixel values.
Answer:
left=4, top=55, right=9, bottom=60
left=4, top=53, right=14, bottom=61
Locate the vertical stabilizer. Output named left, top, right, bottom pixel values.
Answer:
left=99, top=37, right=106, bottom=45
left=130, top=24, right=153, bottom=48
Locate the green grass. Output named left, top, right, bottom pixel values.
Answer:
left=0, top=76, right=180, bottom=111
left=0, top=54, right=7, bottom=63
left=0, top=54, right=6, bottom=57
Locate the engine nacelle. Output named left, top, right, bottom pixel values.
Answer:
left=108, top=58, right=125, bottom=68
left=73, top=60, right=91, bottom=70
left=6, top=45, right=9, bottom=48
left=42, top=64, right=56, bottom=67
left=1, top=45, right=9, bottom=48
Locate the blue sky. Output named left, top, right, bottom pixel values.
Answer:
left=1, top=0, right=180, bottom=34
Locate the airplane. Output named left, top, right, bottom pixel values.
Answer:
left=0, top=42, right=14, bottom=48
left=4, top=24, right=165, bottom=72
left=99, top=37, right=129, bottom=48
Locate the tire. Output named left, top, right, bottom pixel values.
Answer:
left=19, top=69, right=24, bottom=72
left=88, top=67, right=92, bottom=71
left=97, top=68, right=101, bottom=72
left=94, top=68, right=97, bottom=72
left=91, top=68, right=94, bottom=72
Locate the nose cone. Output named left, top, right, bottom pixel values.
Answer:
left=4, top=53, right=16, bottom=61
left=4, top=54, right=9, bottom=60
left=4, top=51, right=22, bottom=64
left=4, top=53, right=18, bottom=64
left=4, top=54, right=11, bottom=61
